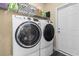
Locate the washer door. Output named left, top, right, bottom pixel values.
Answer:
left=44, top=24, right=54, bottom=42
left=15, top=21, right=41, bottom=48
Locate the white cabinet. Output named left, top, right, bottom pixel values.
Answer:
left=56, top=3, right=79, bottom=55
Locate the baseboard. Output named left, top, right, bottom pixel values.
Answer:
left=53, top=47, right=72, bottom=56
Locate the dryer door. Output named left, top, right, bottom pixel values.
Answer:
left=15, top=21, right=41, bottom=48
left=44, top=24, right=54, bottom=41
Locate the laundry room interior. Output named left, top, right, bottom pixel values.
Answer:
left=0, top=3, right=79, bottom=56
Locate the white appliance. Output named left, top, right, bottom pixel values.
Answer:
left=12, top=15, right=42, bottom=56
left=39, top=20, right=55, bottom=56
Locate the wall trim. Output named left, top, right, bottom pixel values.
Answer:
left=53, top=47, right=72, bottom=56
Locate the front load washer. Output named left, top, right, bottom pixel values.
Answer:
left=12, top=15, right=42, bottom=56
left=39, top=20, right=55, bottom=56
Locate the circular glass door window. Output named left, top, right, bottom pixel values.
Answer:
left=44, top=24, right=54, bottom=42
left=15, top=21, right=41, bottom=48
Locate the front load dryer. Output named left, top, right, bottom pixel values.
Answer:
left=12, top=15, right=42, bottom=56
left=39, top=20, right=55, bottom=56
